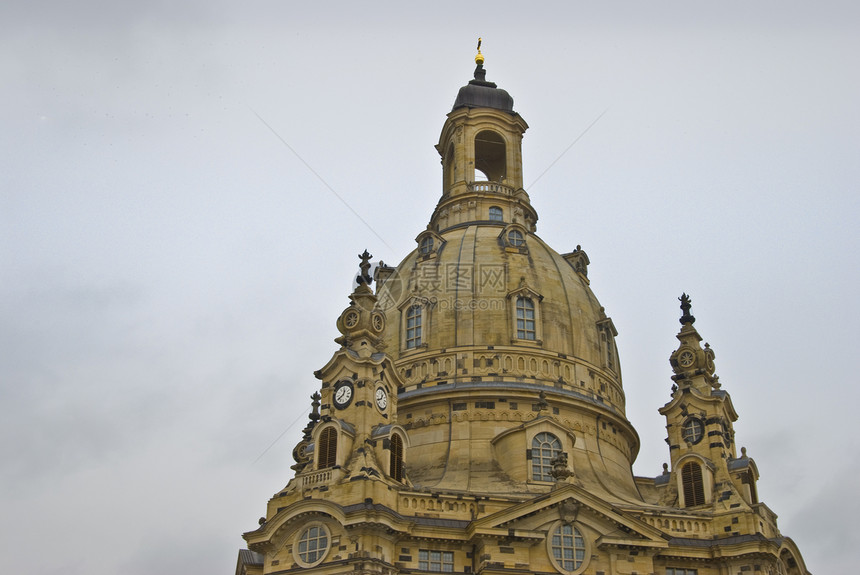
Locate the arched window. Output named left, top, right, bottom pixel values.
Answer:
left=779, top=549, right=800, bottom=575
left=475, top=130, right=506, bottom=182
left=318, top=427, right=337, bottom=469
left=406, top=305, right=422, bottom=349
left=743, top=470, right=758, bottom=504
left=445, top=143, right=455, bottom=191
left=516, top=297, right=536, bottom=340
left=682, top=461, right=705, bottom=507
left=531, top=432, right=561, bottom=481
left=390, top=434, right=404, bottom=482
left=489, top=206, right=503, bottom=222
left=605, top=335, right=615, bottom=370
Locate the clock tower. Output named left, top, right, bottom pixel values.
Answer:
left=286, top=250, right=407, bottom=488
left=660, top=294, right=761, bottom=515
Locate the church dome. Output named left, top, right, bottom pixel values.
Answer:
left=373, top=211, right=638, bottom=497
left=238, top=52, right=813, bottom=575
left=369, top=58, right=639, bottom=496
left=378, top=227, right=623, bottom=412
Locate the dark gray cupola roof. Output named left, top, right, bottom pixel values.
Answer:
left=452, top=64, right=514, bottom=113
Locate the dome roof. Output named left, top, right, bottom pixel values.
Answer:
left=376, top=223, right=626, bottom=416
left=452, top=64, right=514, bottom=113
left=373, top=222, right=637, bottom=495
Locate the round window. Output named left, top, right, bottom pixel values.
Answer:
left=682, top=418, right=704, bottom=445
left=294, top=523, right=330, bottom=568
left=547, top=521, right=589, bottom=574
left=508, top=230, right=525, bottom=247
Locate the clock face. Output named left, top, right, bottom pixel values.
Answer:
left=678, top=350, right=695, bottom=368
left=375, top=387, right=388, bottom=410
left=333, top=381, right=353, bottom=409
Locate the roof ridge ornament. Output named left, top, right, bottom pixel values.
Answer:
left=471, top=37, right=491, bottom=84
left=451, top=37, right=514, bottom=112
left=679, top=292, right=696, bottom=325
left=356, top=249, right=373, bottom=286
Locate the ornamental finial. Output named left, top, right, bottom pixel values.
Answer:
left=357, top=250, right=373, bottom=286
left=475, top=37, right=484, bottom=65
left=679, top=293, right=696, bottom=325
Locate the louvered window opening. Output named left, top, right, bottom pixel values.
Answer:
left=318, top=427, right=337, bottom=469
left=390, top=434, right=404, bottom=482
left=682, top=462, right=705, bottom=507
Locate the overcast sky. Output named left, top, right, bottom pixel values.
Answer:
left=2, top=2, right=858, bottom=574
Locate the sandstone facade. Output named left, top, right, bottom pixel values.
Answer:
left=236, top=52, right=811, bottom=575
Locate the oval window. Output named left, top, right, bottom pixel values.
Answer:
left=546, top=521, right=589, bottom=574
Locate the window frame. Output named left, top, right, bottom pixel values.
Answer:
left=500, top=223, right=529, bottom=251
left=516, top=296, right=537, bottom=341
left=418, top=549, right=454, bottom=572
left=681, top=418, right=704, bottom=445
left=507, top=229, right=526, bottom=247
left=418, top=235, right=435, bottom=255
left=506, top=286, right=543, bottom=345
left=681, top=461, right=706, bottom=507
left=546, top=521, right=590, bottom=575
left=489, top=206, right=504, bottom=222
left=531, top=432, right=562, bottom=482
left=293, top=523, right=331, bottom=568
left=415, top=231, right=444, bottom=260
left=390, top=433, right=404, bottom=482
left=405, top=304, right=423, bottom=349
left=318, top=426, right=337, bottom=470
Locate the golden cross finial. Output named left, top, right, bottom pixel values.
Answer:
left=475, top=37, right=484, bottom=65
